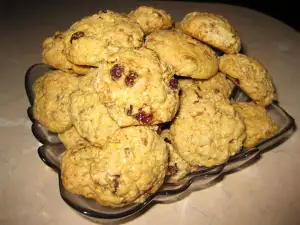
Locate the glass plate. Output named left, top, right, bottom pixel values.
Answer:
left=25, top=63, right=296, bottom=223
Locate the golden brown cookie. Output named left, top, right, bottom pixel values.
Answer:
left=180, top=12, right=241, bottom=54
left=90, top=126, right=168, bottom=207
left=233, top=102, right=278, bottom=148
left=70, top=89, right=119, bottom=147
left=42, top=32, right=92, bottom=75
left=219, top=54, right=276, bottom=106
left=58, top=126, right=88, bottom=149
left=63, top=10, right=144, bottom=66
left=129, top=6, right=173, bottom=34
left=93, top=48, right=180, bottom=127
left=161, top=129, right=197, bottom=181
left=145, top=30, right=218, bottom=79
left=33, top=70, right=79, bottom=133
left=171, top=82, right=246, bottom=166
left=196, top=72, right=234, bottom=98
left=61, top=144, right=100, bottom=199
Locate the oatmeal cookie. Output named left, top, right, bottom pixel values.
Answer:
left=42, top=32, right=92, bottom=75
left=196, top=72, right=234, bottom=98
left=90, top=126, right=168, bottom=207
left=145, top=30, right=218, bottom=79
left=33, top=70, right=79, bottom=133
left=161, top=129, right=197, bottom=181
left=58, top=126, right=88, bottom=149
left=129, top=6, right=173, bottom=34
left=93, top=48, right=180, bottom=127
left=63, top=10, right=144, bottom=66
left=70, top=89, right=119, bottom=147
left=219, top=54, right=276, bottom=106
left=233, top=102, right=278, bottom=148
left=171, top=86, right=246, bottom=167
left=61, top=144, right=100, bottom=199
left=180, top=12, right=241, bottom=54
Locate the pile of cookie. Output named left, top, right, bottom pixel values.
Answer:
left=33, top=6, right=278, bottom=207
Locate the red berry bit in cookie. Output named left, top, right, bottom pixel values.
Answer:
left=169, top=77, right=179, bottom=90
left=125, top=71, right=138, bottom=86
left=135, top=108, right=153, bottom=124
left=110, top=64, right=124, bottom=81
left=70, top=31, right=85, bottom=43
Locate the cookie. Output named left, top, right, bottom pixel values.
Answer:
left=61, top=144, right=100, bottom=199
left=90, top=126, right=168, bottom=207
left=70, top=89, right=119, bottom=147
left=180, top=12, right=241, bottom=54
left=93, top=48, right=180, bottom=127
left=196, top=72, right=234, bottom=98
left=33, top=70, right=79, bottom=133
left=58, top=126, right=88, bottom=149
left=42, top=32, right=92, bottom=75
left=63, top=10, right=144, bottom=66
left=129, top=6, right=173, bottom=34
left=233, top=102, right=278, bottom=148
left=171, top=85, right=246, bottom=167
left=219, top=54, right=276, bottom=106
left=145, top=30, right=218, bottom=79
left=161, top=129, right=197, bottom=181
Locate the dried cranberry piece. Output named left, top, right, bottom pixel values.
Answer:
left=135, top=108, right=153, bottom=124
left=110, top=64, right=124, bottom=81
left=167, top=164, right=178, bottom=176
left=125, top=71, right=138, bottom=86
left=169, top=77, right=179, bottom=90
left=70, top=31, right=84, bottom=43
left=164, top=137, right=172, bottom=144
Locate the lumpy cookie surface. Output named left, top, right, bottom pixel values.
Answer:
left=161, top=129, right=197, bottom=181
left=70, top=89, right=119, bottom=147
left=129, top=6, right=173, bottom=34
left=196, top=72, right=234, bottom=98
left=63, top=10, right=144, bottom=66
left=145, top=30, right=218, bottom=79
left=171, top=81, right=246, bottom=166
left=58, top=126, right=88, bottom=149
left=61, top=144, right=101, bottom=199
left=42, top=32, right=92, bottom=75
left=219, top=54, right=276, bottom=106
left=90, top=126, right=168, bottom=207
left=33, top=70, right=79, bottom=133
left=180, top=12, right=241, bottom=54
left=233, top=102, right=278, bottom=148
left=93, top=48, right=180, bottom=127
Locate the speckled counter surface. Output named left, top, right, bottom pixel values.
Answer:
left=0, top=1, right=299, bottom=225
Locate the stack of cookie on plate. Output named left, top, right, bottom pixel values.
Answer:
left=33, top=6, right=278, bottom=207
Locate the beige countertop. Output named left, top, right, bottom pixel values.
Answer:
left=0, top=1, right=299, bottom=224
